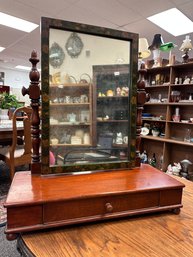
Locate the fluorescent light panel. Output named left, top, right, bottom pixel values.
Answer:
left=15, top=65, right=41, bottom=72
left=0, top=12, right=38, bottom=33
left=15, top=65, right=31, bottom=71
left=0, top=46, right=5, bottom=52
left=147, top=8, right=193, bottom=36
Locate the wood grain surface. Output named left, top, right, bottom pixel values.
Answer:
left=6, top=164, right=184, bottom=204
left=20, top=176, right=193, bottom=257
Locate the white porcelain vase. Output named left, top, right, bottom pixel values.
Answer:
left=152, top=129, right=159, bottom=137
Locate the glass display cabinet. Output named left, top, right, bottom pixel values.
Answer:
left=4, top=18, right=184, bottom=241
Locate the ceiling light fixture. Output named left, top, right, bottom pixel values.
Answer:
left=147, top=8, right=193, bottom=36
left=15, top=65, right=31, bottom=71
left=15, top=65, right=41, bottom=72
left=0, top=12, right=38, bottom=33
left=0, top=46, right=5, bottom=52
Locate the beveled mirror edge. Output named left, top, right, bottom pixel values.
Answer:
left=41, top=16, right=139, bottom=175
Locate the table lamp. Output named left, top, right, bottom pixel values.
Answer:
left=148, top=34, right=164, bottom=67
left=138, top=38, right=151, bottom=69
left=160, top=42, right=176, bottom=65
left=179, top=35, right=193, bottom=63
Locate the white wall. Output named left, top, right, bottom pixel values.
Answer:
left=0, top=68, right=31, bottom=105
left=50, top=29, right=130, bottom=81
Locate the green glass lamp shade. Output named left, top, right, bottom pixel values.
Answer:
left=160, top=42, right=175, bottom=52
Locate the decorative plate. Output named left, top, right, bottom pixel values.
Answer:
left=49, top=42, right=65, bottom=68
left=140, top=127, right=149, bottom=136
left=65, top=32, right=83, bottom=58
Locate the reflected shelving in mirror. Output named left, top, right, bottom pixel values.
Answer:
left=41, top=17, right=138, bottom=174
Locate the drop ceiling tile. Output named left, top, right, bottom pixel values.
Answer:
left=56, top=4, right=117, bottom=29
left=179, top=1, right=193, bottom=21
left=0, top=26, right=26, bottom=47
left=118, top=0, right=174, bottom=17
left=15, top=0, right=79, bottom=17
left=171, top=0, right=192, bottom=4
left=0, top=0, right=42, bottom=23
left=76, top=0, right=141, bottom=26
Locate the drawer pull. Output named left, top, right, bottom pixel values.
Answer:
left=105, top=203, right=113, bottom=213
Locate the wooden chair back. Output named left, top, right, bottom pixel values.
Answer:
left=0, top=106, right=32, bottom=179
left=10, top=106, right=32, bottom=158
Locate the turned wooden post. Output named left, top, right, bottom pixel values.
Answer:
left=22, top=50, right=41, bottom=174
left=136, top=63, right=147, bottom=166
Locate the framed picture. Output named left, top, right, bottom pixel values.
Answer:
left=0, top=72, right=5, bottom=86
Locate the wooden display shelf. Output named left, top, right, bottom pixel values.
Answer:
left=97, top=96, right=128, bottom=98
left=97, top=120, right=128, bottom=123
left=50, top=123, right=91, bottom=126
left=50, top=143, right=92, bottom=147
left=50, top=83, right=90, bottom=87
left=141, top=135, right=193, bottom=146
left=170, top=83, right=193, bottom=87
left=4, top=164, right=184, bottom=241
left=168, top=102, right=193, bottom=106
left=168, top=121, right=193, bottom=125
left=141, top=61, right=193, bottom=172
left=141, top=135, right=166, bottom=142
left=145, top=84, right=169, bottom=88
left=50, top=103, right=90, bottom=106
left=142, top=118, right=166, bottom=122
left=145, top=102, right=168, bottom=105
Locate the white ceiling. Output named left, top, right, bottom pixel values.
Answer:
left=1, top=0, right=193, bottom=71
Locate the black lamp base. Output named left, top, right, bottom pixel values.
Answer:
left=182, top=51, right=189, bottom=63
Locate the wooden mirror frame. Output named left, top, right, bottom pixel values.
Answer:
left=41, top=17, right=138, bottom=175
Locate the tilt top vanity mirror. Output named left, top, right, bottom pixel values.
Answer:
left=4, top=19, right=184, bottom=242
left=41, top=17, right=138, bottom=175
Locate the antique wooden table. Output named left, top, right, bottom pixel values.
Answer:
left=0, top=125, right=23, bottom=146
left=15, top=176, right=193, bottom=257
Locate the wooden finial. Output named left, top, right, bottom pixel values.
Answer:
left=22, top=50, right=41, bottom=174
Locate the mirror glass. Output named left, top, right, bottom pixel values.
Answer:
left=41, top=18, right=138, bottom=174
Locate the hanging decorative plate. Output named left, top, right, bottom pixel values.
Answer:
left=49, top=42, right=65, bottom=68
left=65, top=32, right=83, bottom=58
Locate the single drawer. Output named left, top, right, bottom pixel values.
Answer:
left=44, top=191, right=159, bottom=223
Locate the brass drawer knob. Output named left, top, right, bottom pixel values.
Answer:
left=105, top=202, right=113, bottom=213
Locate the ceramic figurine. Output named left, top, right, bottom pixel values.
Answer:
left=116, top=87, right=121, bottom=96
left=180, top=159, right=192, bottom=179
left=67, top=113, right=76, bottom=122
left=115, top=132, right=123, bottom=144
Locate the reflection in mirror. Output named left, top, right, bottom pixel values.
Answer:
left=49, top=29, right=131, bottom=169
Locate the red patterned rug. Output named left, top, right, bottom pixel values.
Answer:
left=0, top=195, right=7, bottom=227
